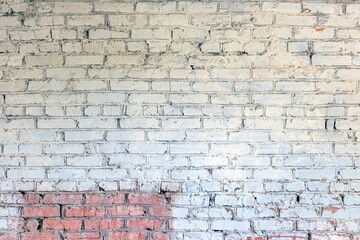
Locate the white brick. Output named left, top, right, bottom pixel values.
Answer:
left=88, top=168, right=126, bottom=179
left=212, top=220, right=249, bottom=231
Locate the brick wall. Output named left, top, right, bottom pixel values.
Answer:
left=0, top=0, right=360, bottom=239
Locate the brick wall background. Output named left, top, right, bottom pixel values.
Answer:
left=0, top=0, right=360, bottom=239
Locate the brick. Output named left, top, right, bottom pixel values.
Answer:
left=262, top=2, right=301, bottom=14
left=43, top=219, right=81, bottom=230
left=26, top=55, right=63, bottom=67
left=23, top=206, right=59, bottom=218
left=66, top=55, right=104, bottom=66
left=0, top=17, right=20, bottom=27
left=108, top=232, right=146, bottom=240
left=277, top=16, right=316, bottom=26
left=65, top=206, right=105, bottom=217
left=21, top=233, right=59, bottom=240
left=89, top=29, right=129, bottom=39
left=64, top=232, right=101, bottom=240
left=67, top=15, right=104, bottom=27
left=94, top=3, right=133, bottom=13
left=84, top=218, right=123, bottom=230
left=85, top=193, right=125, bottom=204
left=53, top=2, right=92, bottom=14
left=46, top=68, right=86, bottom=79
left=136, top=2, right=176, bottom=13
left=107, top=206, right=145, bottom=216
left=127, top=219, right=164, bottom=230
left=128, top=194, right=166, bottom=205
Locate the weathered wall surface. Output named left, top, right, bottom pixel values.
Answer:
left=0, top=0, right=360, bottom=239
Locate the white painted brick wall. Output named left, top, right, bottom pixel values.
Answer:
left=0, top=0, right=360, bottom=238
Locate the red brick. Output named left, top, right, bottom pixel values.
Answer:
left=128, top=194, right=166, bottom=205
left=84, top=218, right=124, bottom=230
left=26, top=219, right=39, bottom=231
left=24, top=194, right=40, bottom=204
left=43, top=194, right=83, bottom=204
left=107, top=232, right=146, bottom=240
left=150, top=232, right=171, bottom=240
left=21, top=232, right=59, bottom=240
left=0, top=233, right=17, bottom=240
left=65, top=206, right=105, bottom=217
left=64, top=232, right=101, bottom=240
left=85, top=193, right=125, bottom=204
left=107, top=206, right=145, bottom=216
left=149, top=207, right=172, bottom=217
left=127, top=218, right=164, bottom=230
left=43, top=219, right=82, bottom=230
left=23, top=206, right=60, bottom=218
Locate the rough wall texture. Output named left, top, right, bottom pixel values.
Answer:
left=0, top=0, right=360, bottom=239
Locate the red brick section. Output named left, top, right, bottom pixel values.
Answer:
left=0, top=192, right=172, bottom=240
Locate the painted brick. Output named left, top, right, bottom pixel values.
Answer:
left=0, top=0, right=359, bottom=238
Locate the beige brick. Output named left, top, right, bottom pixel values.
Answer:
left=105, top=41, right=126, bottom=53
left=7, top=69, right=43, bottom=79
left=131, top=28, right=171, bottom=39
left=89, top=29, right=128, bottom=39
left=277, top=15, right=316, bottom=26
left=66, top=55, right=104, bottom=66
left=319, top=15, right=357, bottom=27
left=9, top=29, right=50, bottom=40
left=178, top=2, right=218, bottom=13
left=53, top=2, right=92, bottom=14
left=312, top=55, right=352, bottom=66
left=106, top=55, right=144, bottom=66
left=0, top=17, right=20, bottom=27
left=262, top=2, right=301, bottom=14
left=150, top=15, right=188, bottom=26
left=294, top=28, right=334, bottom=39
left=109, top=15, right=147, bottom=26
left=136, top=2, right=176, bottom=13
left=26, top=55, right=63, bottom=67
left=67, top=15, right=104, bottom=27
left=46, top=68, right=86, bottom=79
left=62, top=42, right=82, bottom=53
left=94, top=3, right=133, bottom=13
left=51, top=29, right=77, bottom=40
left=0, top=81, right=26, bottom=92
left=303, top=3, right=343, bottom=14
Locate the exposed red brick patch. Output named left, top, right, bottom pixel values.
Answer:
left=315, top=28, right=325, bottom=32
left=13, top=192, right=172, bottom=239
